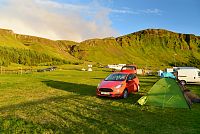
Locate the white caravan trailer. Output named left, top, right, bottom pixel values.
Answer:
left=107, top=64, right=126, bottom=70
left=173, top=67, right=200, bottom=84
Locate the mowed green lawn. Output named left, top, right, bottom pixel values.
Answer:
left=0, top=68, right=200, bottom=134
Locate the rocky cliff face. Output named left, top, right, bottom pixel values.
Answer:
left=15, top=34, right=54, bottom=46
left=0, top=29, right=15, bottom=35
left=116, top=29, right=200, bottom=50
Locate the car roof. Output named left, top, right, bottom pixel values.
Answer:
left=120, top=65, right=137, bottom=73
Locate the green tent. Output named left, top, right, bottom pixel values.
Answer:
left=138, top=78, right=190, bottom=108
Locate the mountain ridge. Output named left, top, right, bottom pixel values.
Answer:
left=70, top=28, right=200, bottom=68
left=0, top=28, right=200, bottom=68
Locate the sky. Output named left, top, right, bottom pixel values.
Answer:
left=0, top=0, right=199, bottom=42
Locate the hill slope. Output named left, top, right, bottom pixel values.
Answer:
left=0, top=28, right=200, bottom=68
left=0, top=28, right=78, bottom=61
left=71, top=29, right=200, bottom=68
left=0, top=28, right=82, bottom=66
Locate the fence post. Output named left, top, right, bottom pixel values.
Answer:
left=1, top=66, right=2, bottom=74
left=21, top=67, right=22, bottom=75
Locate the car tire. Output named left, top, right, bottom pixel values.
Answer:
left=123, top=89, right=128, bottom=99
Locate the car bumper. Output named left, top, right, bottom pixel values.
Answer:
left=96, top=91, right=123, bottom=97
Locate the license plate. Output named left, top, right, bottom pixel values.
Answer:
left=101, top=92, right=110, bottom=95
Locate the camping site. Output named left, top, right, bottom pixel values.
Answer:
left=0, top=66, right=200, bottom=133
left=0, top=0, right=200, bottom=133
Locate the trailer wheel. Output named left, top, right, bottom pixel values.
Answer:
left=180, top=80, right=186, bottom=86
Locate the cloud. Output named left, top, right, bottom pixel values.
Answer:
left=139, top=8, right=162, bottom=15
left=111, top=8, right=162, bottom=15
left=0, top=0, right=118, bottom=42
left=111, top=9, right=139, bottom=14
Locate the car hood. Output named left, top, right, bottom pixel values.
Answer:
left=99, top=81, right=124, bottom=88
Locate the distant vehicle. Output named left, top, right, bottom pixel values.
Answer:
left=120, top=65, right=137, bottom=74
left=173, top=67, right=200, bottom=84
left=96, top=72, right=139, bottom=98
left=161, top=72, right=176, bottom=79
left=165, top=68, right=173, bottom=73
left=47, top=66, right=57, bottom=71
left=37, top=66, right=57, bottom=72
left=106, top=64, right=126, bottom=70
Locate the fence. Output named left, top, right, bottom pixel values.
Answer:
left=0, top=66, right=35, bottom=74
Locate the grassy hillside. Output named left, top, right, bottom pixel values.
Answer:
left=0, top=29, right=26, bottom=48
left=0, top=28, right=78, bottom=61
left=71, top=29, right=200, bottom=68
left=0, top=46, right=72, bottom=66
left=1, top=28, right=200, bottom=68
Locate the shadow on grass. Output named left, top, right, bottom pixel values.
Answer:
left=0, top=94, right=143, bottom=133
left=42, top=80, right=142, bottom=105
left=42, top=80, right=96, bottom=96
left=115, top=93, right=143, bottom=105
left=95, top=91, right=144, bottom=105
left=92, top=77, right=104, bottom=80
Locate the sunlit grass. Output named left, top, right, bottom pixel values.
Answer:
left=0, top=69, right=199, bottom=133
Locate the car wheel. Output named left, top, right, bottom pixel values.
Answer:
left=123, top=89, right=128, bottom=99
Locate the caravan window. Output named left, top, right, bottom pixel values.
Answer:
left=198, top=72, right=200, bottom=77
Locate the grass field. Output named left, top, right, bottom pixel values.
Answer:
left=0, top=68, right=200, bottom=134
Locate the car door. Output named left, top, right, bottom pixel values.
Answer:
left=133, top=75, right=139, bottom=92
left=126, top=74, right=135, bottom=93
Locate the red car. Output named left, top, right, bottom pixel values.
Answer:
left=96, top=72, right=139, bottom=98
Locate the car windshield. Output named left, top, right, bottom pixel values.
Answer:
left=105, top=73, right=127, bottom=81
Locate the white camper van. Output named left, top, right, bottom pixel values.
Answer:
left=173, top=67, right=200, bottom=84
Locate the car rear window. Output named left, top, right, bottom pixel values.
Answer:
left=121, top=66, right=136, bottom=70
